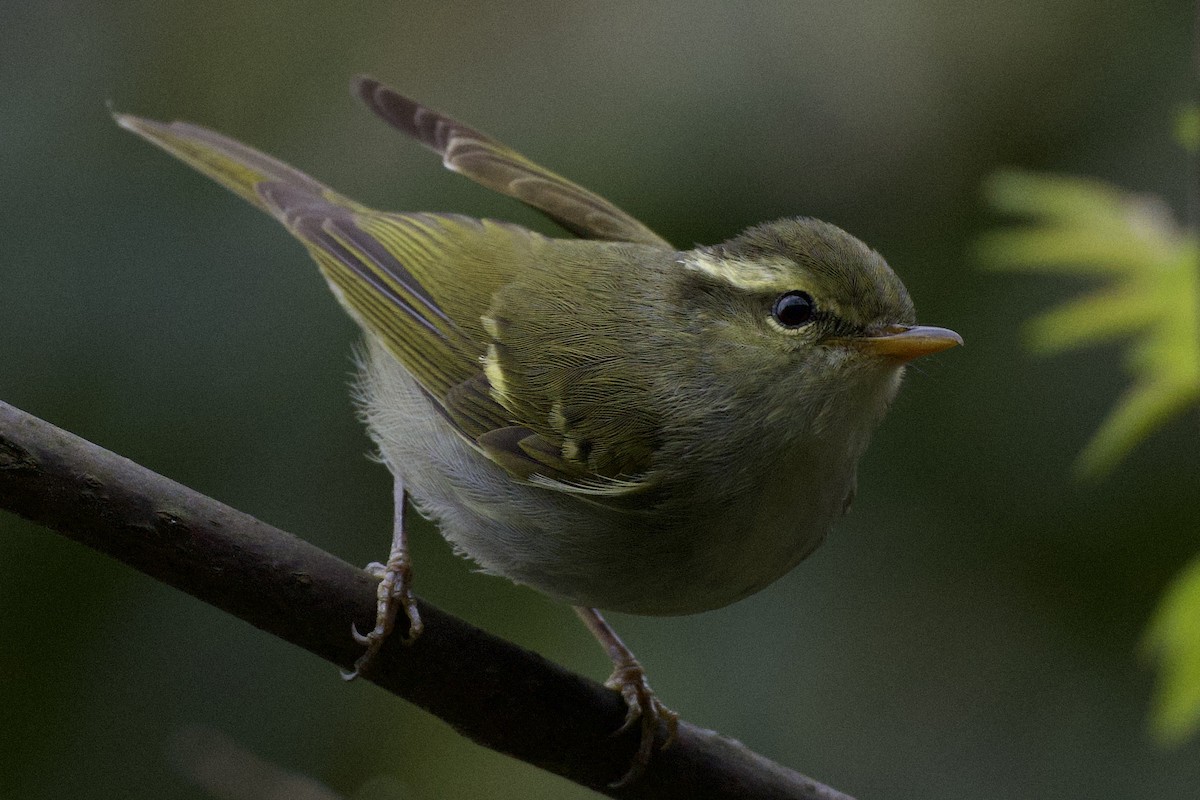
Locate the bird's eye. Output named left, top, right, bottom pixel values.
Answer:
left=771, top=291, right=816, bottom=328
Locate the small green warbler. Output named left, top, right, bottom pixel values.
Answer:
left=116, top=76, right=960, bottom=785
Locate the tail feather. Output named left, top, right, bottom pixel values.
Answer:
left=114, top=110, right=518, bottom=403
left=113, top=114, right=352, bottom=218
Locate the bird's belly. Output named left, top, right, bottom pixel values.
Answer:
left=359, top=345, right=849, bottom=616
left=413, top=464, right=841, bottom=616
left=583, top=464, right=847, bottom=614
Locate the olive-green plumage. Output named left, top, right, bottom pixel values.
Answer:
left=115, top=77, right=959, bottom=616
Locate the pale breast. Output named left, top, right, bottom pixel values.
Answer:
left=356, top=338, right=868, bottom=615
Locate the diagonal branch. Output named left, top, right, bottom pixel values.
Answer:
left=0, top=399, right=854, bottom=800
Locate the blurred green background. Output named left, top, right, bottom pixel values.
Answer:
left=3, top=1, right=1199, bottom=798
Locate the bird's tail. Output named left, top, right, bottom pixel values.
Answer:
left=113, top=113, right=359, bottom=220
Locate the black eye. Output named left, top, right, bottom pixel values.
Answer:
left=771, top=291, right=816, bottom=328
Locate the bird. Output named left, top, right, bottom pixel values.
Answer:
left=115, top=76, right=961, bottom=786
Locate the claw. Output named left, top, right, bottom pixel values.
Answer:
left=572, top=606, right=677, bottom=786
left=342, top=556, right=422, bottom=681
left=604, top=661, right=679, bottom=788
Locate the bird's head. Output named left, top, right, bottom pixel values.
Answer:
left=674, top=217, right=961, bottom=438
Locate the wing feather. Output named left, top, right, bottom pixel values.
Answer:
left=354, top=76, right=671, bottom=248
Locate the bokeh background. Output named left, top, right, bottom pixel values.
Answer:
left=3, top=1, right=1199, bottom=798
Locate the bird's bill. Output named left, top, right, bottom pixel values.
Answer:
left=844, top=324, right=963, bottom=361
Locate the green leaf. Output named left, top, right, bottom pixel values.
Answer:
left=1174, top=103, right=1200, bottom=153
left=1075, top=377, right=1199, bottom=478
left=1023, top=286, right=1159, bottom=353
left=984, top=123, right=1200, bottom=748
left=1145, top=556, right=1200, bottom=743
left=981, top=170, right=1200, bottom=481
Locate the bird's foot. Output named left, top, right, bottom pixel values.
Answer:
left=341, top=555, right=423, bottom=681
left=604, top=659, right=679, bottom=787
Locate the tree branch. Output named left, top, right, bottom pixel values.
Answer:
left=0, top=400, right=854, bottom=800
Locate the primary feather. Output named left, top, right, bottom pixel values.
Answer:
left=353, top=77, right=669, bottom=247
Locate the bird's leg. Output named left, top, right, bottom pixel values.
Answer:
left=342, top=475, right=423, bottom=680
left=573, top=606, right=678, bottom=787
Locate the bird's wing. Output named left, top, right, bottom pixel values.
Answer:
left=460, top=238, right=671, bottom=494
left=354, top=76, right=672, bottom=248
left=116, top=114, right=657, bottom=495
